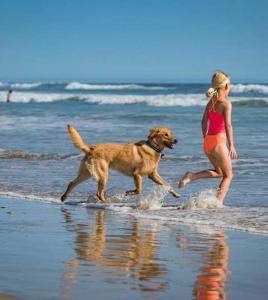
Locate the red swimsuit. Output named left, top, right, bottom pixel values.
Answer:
left=204, top=99, right=226, bottom=155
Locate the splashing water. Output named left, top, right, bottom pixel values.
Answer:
left=183, top=188, right=221, bottom=209
left=100, top=184, right=172, bottom=210
left=137, top=185, right=171, bottom=210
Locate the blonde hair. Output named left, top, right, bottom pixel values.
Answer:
left=206, top=71, right=231, bottom=98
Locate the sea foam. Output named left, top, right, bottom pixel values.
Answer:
left=65, top=82, right=166, bottom=90
left=231, top=84, right=268, bottom=94
left=0, top=82, right=42, bottom=89
left=1, top=91, right=268, bottom=106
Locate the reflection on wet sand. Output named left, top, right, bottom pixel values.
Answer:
left=193, top=230, right=229, bottom=300
left=177, top=228, right=230, bottom=300
left=61, top=208, right=167, bottom=292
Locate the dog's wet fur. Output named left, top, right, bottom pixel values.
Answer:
left=61, top=124, right=180, bottom=203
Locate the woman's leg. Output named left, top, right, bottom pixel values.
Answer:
left=178, top=154, right=223, bottom=188
left=179, top=142, right=233, bottom=203
left=212, top=144, right=233, bottom=204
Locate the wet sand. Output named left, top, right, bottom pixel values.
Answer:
left=0, top=196, right=268, bottom=300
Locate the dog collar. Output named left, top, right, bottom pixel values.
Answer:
left=146, top=139, right=163, bottom=156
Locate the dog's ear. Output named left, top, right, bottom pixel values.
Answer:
left=148, top=128, right=160, bottom=139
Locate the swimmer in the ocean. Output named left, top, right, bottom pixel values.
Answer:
left=6, top=89, right=12, bottom=103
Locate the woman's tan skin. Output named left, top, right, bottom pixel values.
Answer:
left=179, top=83, right=237, bottom=204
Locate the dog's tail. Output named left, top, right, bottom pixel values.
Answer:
left=67, top=124, right=91, bottom=154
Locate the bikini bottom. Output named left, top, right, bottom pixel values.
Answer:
left=203, top=135, right=226, bottom=155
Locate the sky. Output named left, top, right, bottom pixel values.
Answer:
left=0, top=0, right=267, bottom=82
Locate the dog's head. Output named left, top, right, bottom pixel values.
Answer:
left=148, top=128, right=177, bottom=149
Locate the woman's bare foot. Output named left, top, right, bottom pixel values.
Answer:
left=178, top=171, right=192, bottom=188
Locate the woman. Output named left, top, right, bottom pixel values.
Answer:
left=179, top=71, right=237, bottom=204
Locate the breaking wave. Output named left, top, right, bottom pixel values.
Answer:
left=65, top=82, right=166, bottom=90
left=0, top=82, right=42, bottom=89
left=231, top=84, right=268, bottom=94
left=1, top=91, right=268, bottom=106
left=1, top=81, right=268, bottom=95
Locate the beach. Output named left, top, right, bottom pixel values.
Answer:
left=0, top=82, right=268, bottom=299
left=1, top=195, right=268, bottom=300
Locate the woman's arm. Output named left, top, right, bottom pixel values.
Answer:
left=201, top=103, right=209, bottom=138
left=224, top=102, right=238, bottom=159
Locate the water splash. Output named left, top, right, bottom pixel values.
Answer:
left=182, top=188, right=222, bottom=209
left=137, top=185, right=170, bottom=210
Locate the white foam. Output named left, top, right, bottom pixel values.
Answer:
left=137, top=185, right=170, bottom=210
left=0, top=82, right=42, bottom=89
left=11, top=82, right=42, bottom=89
left=105, top=205, right=134, bottom=212
left=1, top=91, right=267, bottom=106
left=0, top=91, right=75, bottom=103
left=107, top=185, right=170, bottom=211
left=0, top=191, right=61, bottom=204
left=65, top=82, right=166, bottom=90
left=231, top=84, right=268, bottom=94
left=182, top=188, right=221, bottom=209
left=0, top=91, right=207, bottom=106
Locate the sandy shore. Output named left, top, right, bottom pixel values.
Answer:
left=0, top=196, right=268, bottom=300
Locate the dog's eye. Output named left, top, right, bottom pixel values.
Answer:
left=164, top=133, right=169, bottom=137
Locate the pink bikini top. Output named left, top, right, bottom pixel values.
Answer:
left=207, top=99, right=226, bottom=135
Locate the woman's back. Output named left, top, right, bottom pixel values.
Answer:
left=207, top=98, right=225, bottom=135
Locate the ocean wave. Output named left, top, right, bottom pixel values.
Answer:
left=0, top=91, right=207, bottom=105
left=1, top=91, right=268, bottom=106
left=65, top=81, right=166, bottom=90
left=11, top=82, right=42, bottom=89
left=0, top=91, right=76, bottom=103
left=231, top=84, right=268, bottom=94
left=0, top=149, right=81, bottom=160
left=1, top=82, right=268, bottom=95
left=0, top=82, right=42, bottom=89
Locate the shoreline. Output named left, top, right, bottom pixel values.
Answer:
left=1, top=192, right=267, bottom=236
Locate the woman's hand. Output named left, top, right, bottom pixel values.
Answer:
left=229, top=145, right=238, bottom=159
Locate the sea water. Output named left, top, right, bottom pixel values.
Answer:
left=0, top=81, right=268, bottom=234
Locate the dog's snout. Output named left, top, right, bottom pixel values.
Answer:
left=174, top=139, right=178, bottom=144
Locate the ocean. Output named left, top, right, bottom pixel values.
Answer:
left=0, top=81, right=268, bottom=234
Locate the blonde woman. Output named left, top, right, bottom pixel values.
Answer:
left=179, top=71, right=237, bottom=204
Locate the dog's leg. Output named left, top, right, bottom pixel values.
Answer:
left=148, top=171, right=180, bottom=198
left=96, top=177, right=108, bottom=202
left=96, top=161, right=109, bottom=202
left=126, top=174, right=142, bottom=196
left=61, top=157, right=90, bottom=202
left=61, top=173, right=90, bottom=202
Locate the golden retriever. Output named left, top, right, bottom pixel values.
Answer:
left=61, top=124, right=180, bottom=203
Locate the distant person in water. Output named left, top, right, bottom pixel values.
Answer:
left=178, top=71, right=237, bottom=205
left=6, top=90, right=12, bottom=102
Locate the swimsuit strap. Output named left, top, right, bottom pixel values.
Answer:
left=209, top=98, right=218, bottom=112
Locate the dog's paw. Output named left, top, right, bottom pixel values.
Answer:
left=169, top=189, right=180, bottom=198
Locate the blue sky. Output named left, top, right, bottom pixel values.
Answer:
left=0, top=0, right=267, bottom=82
